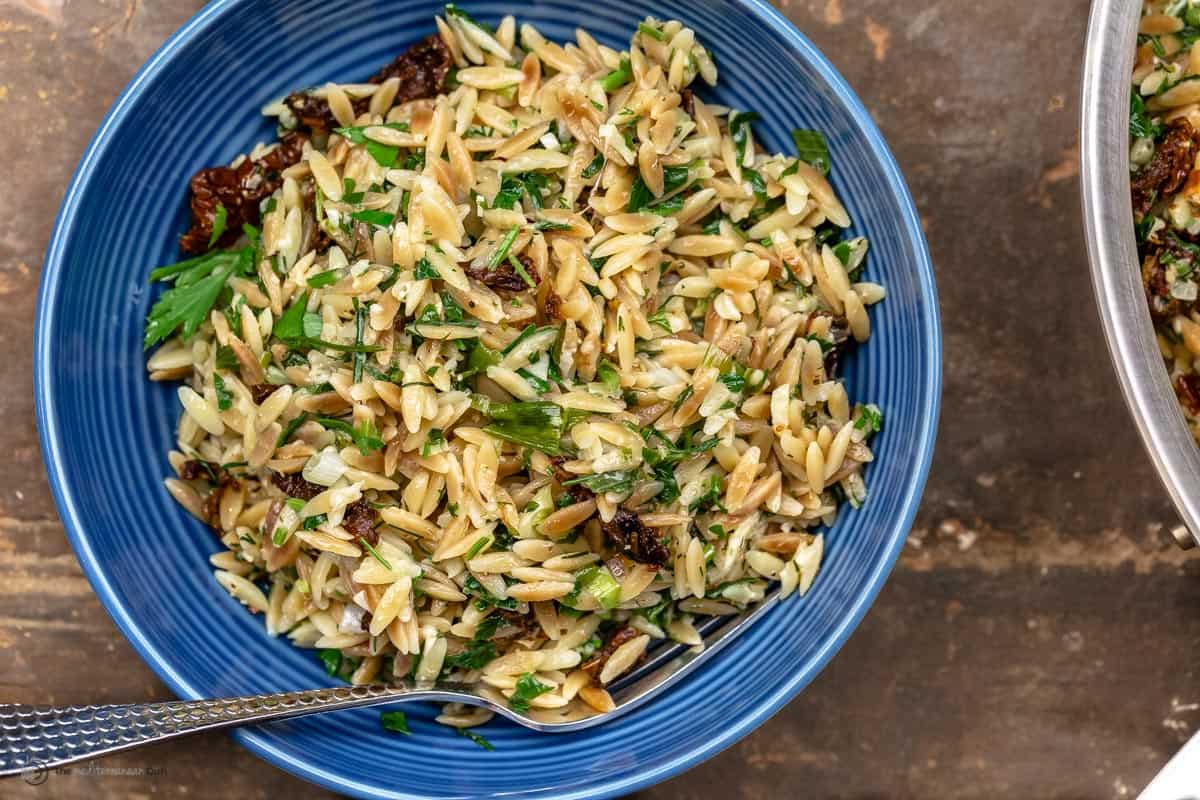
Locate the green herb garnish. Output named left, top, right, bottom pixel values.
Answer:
left=422, top=428, right=446, bottom=457
left=457, top=728, right=495, bottom=751
left=637, top=21, right=665, bottom=40
left=563, top=470, right=637, bottom=495
left=307, top=269, right=341, bottom=288
left=1130, top=90, right=1164, bottom=140
left=213, top=373, right=233, bottom=411
left=414, top=257, right=440, bottom=280
left=597, top=359, right=620, bottom=393
left=351, top=209, right=396, bottom=227
left=207, top=203, right=228, bottom=249
left=490, top=227, right=520, bottom=268
left=474, top=397, right=572, bottom=455
left=380, top=710, right=411, bottom=734
left=360, top=537, right=392, bottom=570
left=582, top=153, right=605, bottom=179
left=509, top=673, right=552, bottom=712
left=462, top=575, right=519, bottom=611
left=688, top=472, right=726, bottom=513
left=855, top=405, right=884, bottom=433
left=791, top=128, right=831, bottom=174
left=600, top=56, right=632, bottom=92
left=729, top=111, right=761, bottom=164
left=317, top=649, right=341, bottom=676
left=315, top=416, right=385, bottom=455
left=144, top=245, right=255, bottom=350
left=276, top=412, right=310, bottom=448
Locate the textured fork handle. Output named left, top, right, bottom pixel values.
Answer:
left=0, top=684, right=410, bottom=778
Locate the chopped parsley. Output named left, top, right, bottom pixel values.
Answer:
left=1130, top=90, right=1163, bottom=140
left=508, top=672, right=552, bottom=712
left=276, top=411, right=311, bottom=447
left=360, top=537, right=392, bottom=570
left=791, top=128, right=831, bottom=175
left=144, top=245, right=255, bottom=350
left=414, top=257, right=441, bottom=281
left=307, top=269, right=341, bottom=288
left=597, top=359, right=620, bottom=393
left=457, top=728, right=495, bottom=751
left=582, top=153, right=605, bottom=179
left=213, top=373, right=233, bottom=410
left=274, top=291, right=384, bottom=353
left=317, top=648, right=341, bottom=676
left=637, top=21, right=665, bottom=40
left=688, top=472, right=726, bottom=513
left=563, top=470, right=637, bottom=495
left=215, top=344, right=239, bottom=371
left=334, top=122, right=411, bottom=168
left=855, top=405, right=884, bottom=433
left=463, top=575, right=518, bottom=611
left=422, top=428, right=446, bottom=456
left=647, top=307, right=672, bottom=332
left=600, top=56, right=632, bottom=92
left=351, top=209, right=396, bottom=227
left=380, top=710, right=411, bottom=735
left=207, top=203, right=228, bottom=249
left=729, top=111, right=761, bottom=164
left=315, top=416, right=385, bottom=455
left=627, top=164, right=690, bottom=212
left=490, top=227, right=520, bottom=269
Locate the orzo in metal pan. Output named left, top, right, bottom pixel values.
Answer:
left=1130, top=2, right=1200, bottom=436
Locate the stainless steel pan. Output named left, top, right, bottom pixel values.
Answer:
left=1082, top=0, right=1200, bottom=548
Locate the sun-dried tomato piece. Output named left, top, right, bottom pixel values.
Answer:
left=271, top=471, right=323, bottom=501
left=284, top=91, right=371, bottom=136
left=1177, top=374, right=1200, bottom=415
left=342, top=498, right=378, bottom=545
left=581, top=626, right=639, bottom=678
left=286, top=34, right=451, bottom=135
left=368, top=34, right=453, bottom=101
left=200, top=478, right=239, bottom=530
left=542, top=286, right=564, bottom=321
left=680, top=88, right=695, bottom=117
left=248, top=384, right=276, bottom=404
left=179, top=133, right=307, bottom=254
left=466, top=254, right=540, bottom=293
left=602, top=509, right=669, bottom=567
left=1132, top=120, right=1200, bottom=217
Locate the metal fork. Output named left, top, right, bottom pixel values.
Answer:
left=0, top=591, right=778, bottom=778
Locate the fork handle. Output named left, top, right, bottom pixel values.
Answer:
left=0, top=684, right=411, bottom=778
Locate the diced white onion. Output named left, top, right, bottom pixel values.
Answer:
left=339, top=602, right=366, bottom=633
left=1172, top=280, right=1198, bottom=302
left=303, top=447, right=347, bottom=487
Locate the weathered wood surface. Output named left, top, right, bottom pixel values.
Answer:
left=1, top=0, right=1193, bottom=797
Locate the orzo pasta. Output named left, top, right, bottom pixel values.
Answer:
left=1130, top=1, right=1200, bottom=436
left=143, top=6, right=885, bottom=728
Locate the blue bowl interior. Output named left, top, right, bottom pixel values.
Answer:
left=36, top=1, right=940, bottom=798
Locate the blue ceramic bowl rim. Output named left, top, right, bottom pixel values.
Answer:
left=34, top=0, right=941, bottom=796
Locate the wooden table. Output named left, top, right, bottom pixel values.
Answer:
left=1, top=0, right=1192, bottom=796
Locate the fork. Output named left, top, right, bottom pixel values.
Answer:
left=0, top=591, right=778, bottom=778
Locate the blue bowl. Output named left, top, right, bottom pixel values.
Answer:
left=35, top=1, right=940, bottom=797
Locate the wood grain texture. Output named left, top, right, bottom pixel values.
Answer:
left=0, top=0, right=1193, bottom=798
